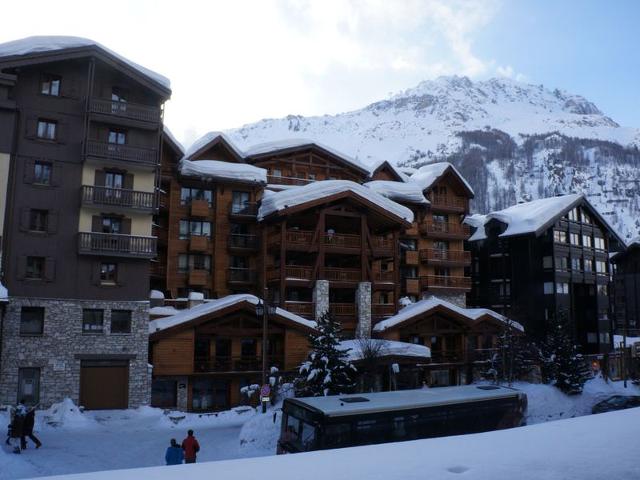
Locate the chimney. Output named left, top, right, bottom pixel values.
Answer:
left=149, top=290, right=164, bottom=308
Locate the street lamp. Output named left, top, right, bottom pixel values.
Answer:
left=256, top=293, right=276, bottom=413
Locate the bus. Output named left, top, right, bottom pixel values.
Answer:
left=277, top=385, right=527, bottom=454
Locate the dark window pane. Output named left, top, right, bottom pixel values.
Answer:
left=34, top=162, right=52, bottom=185
left=29, top=209, right=48, bottom=232
left=100, top=263, right=117, bottom=284
left=20, top=307, right=44, bottom=335
left=18, top=368, right=40, bottom=405
left=26, top=257, right=45, bottom=279
left=111, top=310, right=132, bottom=334
left=82, top=309, right=104, bottom=333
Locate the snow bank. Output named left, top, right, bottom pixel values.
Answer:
left=364, top=180, right=428, bottom=205
left=340, top=339, right=431, bottom=361
left=258, top=180, right=414, bottom=223
left=149, top=289, right=165, bottom=299
left=238, top=407, right=282, bottom=457
left=0, top=36, right=170, bottom=89
left=41, top=403, right=640, bottom=480
left=149, top=306, right=179, bottom=317
left=42, top=398, right=95, bottom=430
left=180, top=159, right=267, bottom=184
left=409, top=162, right=474, bottom=195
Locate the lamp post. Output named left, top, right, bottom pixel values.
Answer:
left=256, top=290, right=276, bottom=413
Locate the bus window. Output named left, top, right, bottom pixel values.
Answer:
left=323, top=423, right=351, bottom=448
left=300, top=421, right=316, bottom=450
left=281, top=412, right=318, bottom=452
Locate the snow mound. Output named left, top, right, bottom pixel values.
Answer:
left=43, top=398, right=95, bottom=429
left=364, top=180, right=428, bottom=205
left=149, top=289, right=164, bottom=299
left=238, top=407, right=282, bottom=457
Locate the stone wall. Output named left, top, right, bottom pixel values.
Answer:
left=428, top=291, right=467, bottom=308
left=356, top=282, right=372, bottom=339
left=0, top=297, right=150, bottom=408
left=313, top=280, right=329, bottom=320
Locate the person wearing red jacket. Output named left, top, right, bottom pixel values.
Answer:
left=181, top=430, right=200, bottom=464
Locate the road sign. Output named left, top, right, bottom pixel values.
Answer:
left=260, top=384, right=271, bottom=398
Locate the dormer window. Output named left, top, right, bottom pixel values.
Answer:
left=40, top=75, right=61, bottom=96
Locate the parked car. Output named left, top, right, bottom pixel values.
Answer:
left=591, top=395, right=640, bottom=414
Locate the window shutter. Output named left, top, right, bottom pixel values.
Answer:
left=17, top=255, right=27, bottom=279
left=124, top=173, right=134, bottom=190
left=19, top=208, right=30, bottom=232
left=44, top=257, right=55, bottom=282
left=23, top=158, right=35, bottom=184
left=122, top=218, right=132, bottom=235
left=92, top=261, right=102, bottom=286
left=47, top=210, right=59, bottom=234
left=117, top=263, right=126, bottom=286
left=94, top=169, right=106, bottom=187
left=91, top=215, right=102, bottom=233
left=25, top=116, right=37, bottom=138
left=51, top=162, right=62, bottom=187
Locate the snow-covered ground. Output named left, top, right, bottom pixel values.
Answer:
left=2, top=378, right=638, bottom=479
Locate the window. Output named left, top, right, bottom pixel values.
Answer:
left=594, top=237, right=606, bottom=250
left=571, top=257, right=581, bottom=271
left=583, top=258, right=593, bottom=272
left=543, top=282, right=554, bottom=295
left=111, top=87, right=128, bottom=103
left=108, top=129, right=126, bottom=145
left=401, top=239, right=417, bottom=251
left=25, top=256, right=45, bottom=279
left=596, top=261, right=607, bottom=274
left=34, top=161, right=52, bottom=185
left=553, top=230, right=567, bottom=243
left=432, top=214, right=448, bottom=224
left=433, top=240, right=449, bottom=251
left=568, top=208, right=579, bottom=221
left=111, top=310, right=132, bottom=334
left=581, top=209, right=592, bottom=224
left=37, top=119, right=57, bottom=140
left=40, top=74, right=61, bottom=96
left=231, top=191, right=251, bottom=213
left=18, top=368, right=40, bottom=405
left=178, top=254, right=211, bottom=272
left=82, top=309, right=104, bottom=333
left=582, top=235, right=592, bottom=248
left=597, top=284, right=608, bottom=296
left=556, top=282, right=569, bottom=294
left=178, top=254, right=189, bottom=272
left=570, top=233, right=580, bottom=246
left=102, top=216, right=122, bottom=234
left=179, top=220, right=212, bottom=239
left=100, top=263, right=117, bottom=285
left=241, top=338, right=257, bottom=357
left=543, top=256, right=553, bottom=269
left=308, top=173, right=316, bottom=181
left=555, top=256, right=568, bottom=271
left=272, top=168, right=282, bottom=177
left=180, top=187, right=213, bottom=206
left=20, top=307, right=44, bottom=335
left=29, top=209, right=48, bottom=232
left=105, top=172, right=124, bottom=190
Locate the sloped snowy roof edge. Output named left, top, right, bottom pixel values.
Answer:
left=409, top=162, right=474, bottom=197
left=179, top=159, right=267, bottom=185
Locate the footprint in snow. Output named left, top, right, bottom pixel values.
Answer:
left=447, top=466, right=470, bottom=474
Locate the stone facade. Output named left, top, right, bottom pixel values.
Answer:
left=356, top=281, right=372, bottom=339
left=430, top=292, right=466, bottom=308
left=313, top=280, right=329, bottom=320
left=0, top=297, right=150, bottom=408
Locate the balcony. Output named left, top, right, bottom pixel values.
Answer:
left=227, top=268, right=256, bottom=285
left=420, top=275, right=472, bottom=291
left=325, top=268, right=361, bottom=283
left=85, top=140, right=157, bottom=166
left=373, top=270, right=394, bottom=282
left=420, top=221, right=470, bottom=239
left=329, top=303, right=356, bottom=317
left=323, top=233, right=361, bottom=249
left=229, top=202, right=258, bottom=219
left=372, top=304, right=396, bottom=318
left=194, top=355, right=284, bottom=373
left=189, top=235, right=209, bottom=252
left=404, top=250, right=419, bottom=265
left=419, top=248, right=471, bottom=266
left=284, top=230, right=314, bottom=246
left=81, top=185, right=155, bottom=212
left=371, top=236, right=394, bottom=255
left=228, top=234, right=259, bottom=250
left=78, top=232, right=156, bottom=258
left=428, top=195, right=467, bottom=212
left=405, top=278, right=420, bottom=295
left=430, top=350, right=464, bottom=364
left=188, top=269, right=209, bottom=286
left=267, top=266, right=313, bottom=282
left=267, top=175, right=313, bottom=186
left=190, top=199, right=211, bottom=217
left=283, top=301, right=314, bottom=317
left=88, top=97, right=161, bottom=124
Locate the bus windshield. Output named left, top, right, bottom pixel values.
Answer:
left=281, top=412, right=318, bottom=452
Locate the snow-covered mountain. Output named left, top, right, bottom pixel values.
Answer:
left=227, top=76, right=640, bottom=241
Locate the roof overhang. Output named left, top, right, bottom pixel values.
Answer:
left=186, top=134, right=245, bottom=163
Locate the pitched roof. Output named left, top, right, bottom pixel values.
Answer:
left=184, top=131, right=245, bottom=162
left=258, top=180, right=414, bottom=224
left=409, top=162, right=474, bottom=197
left=367, top=158, right=409, bottom=182
left=163, top=126, right=184, bottom=156
left=373, top=296, right=523, bottom=333
left=180, top=159, right=267, bottom=185
left=364, top=180, right=429, bottom=205
left=0, top=36, right=170, bottom=94
left=149, top=294, right=316, bottom=336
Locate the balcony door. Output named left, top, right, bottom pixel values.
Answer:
left=105, top=172, right=124, bottom=201
left=215, top=338, right=231, bottom=371
left=232, top=191, right=250, bottom=214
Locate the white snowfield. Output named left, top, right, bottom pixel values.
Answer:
left=258, top=180, right=414, bottom=223
left=180, top=159, right=267, bottom=184
left=38, top=405, right=640, bottom=480
left=0, top=36, right=170, bottom=89
left=363, top=180, right=428, bottom=205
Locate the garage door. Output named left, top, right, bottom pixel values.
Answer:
left=80, top=360, right=129, bottom=410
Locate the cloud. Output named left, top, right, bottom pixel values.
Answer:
left=496, top=65, right=528, bottom=82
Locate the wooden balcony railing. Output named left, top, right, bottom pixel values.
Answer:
left=267, top=175, right=313, bottom=186
left=194, top=355, right=284, bottom=373
left=371, top=236, right=394, bottom=252
left=405, top=278, right=420, bottom=295
left=85, top=140, right=157, bottom=166
left=420, top=221, right=470, bottom=238
left=430, top=350, right=464, bottom=364
left=229, top=202, right=258, bottom=217
left=189, top=235, right=209, bottom=252
left=227, top=268, right=257, bottom=283
left=420, top=275, right=472, bottom=290
left=267, top=266, right=314, bottom=281
left=283, top=301, right=314, bottom=317
left=372, top=304, right=396, bottom=317
left=323, top=233, right=361, bottom=248
left=78, top=232, right=156, bottom=258
left=285, top=230, right=314, bottom=245
left=419, top=248, right=471, bottom=265
left=330, top=303, right=356, bottom=317
left=324, top=268, right=361, bottom=282
left=404, top=250, right=419, bottom=265
left=88, top=97, right=161, bottom=124
left=374, top=270, right=394, bottom=282
left=429, top=194, right=467, bottom=211
left=188, top=269, right=209, bottom=286
left=228, top=234, right=258, bottom=249
left=81, top=185, right=155, bottom=211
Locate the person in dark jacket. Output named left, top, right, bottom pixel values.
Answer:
left=181, top=430, right=200, bottom=464
left=21, top=405, right=42, bottom=450
left=9, top=401, right=27, bottom=454
left=165, top=438, right=184, bottom=465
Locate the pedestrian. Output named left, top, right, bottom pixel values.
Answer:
left=165, top=438, right=184, bottom=465
left=9, top=401, right=27, bottom=454
left=21, top=404, right=42, bottom=450
left=181, top=429, right=200, bottom=464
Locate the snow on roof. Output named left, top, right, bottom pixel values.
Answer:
left=627, top=236, right=640, bottom=247
left=409, top=162, right=474, bottom=195
left=188, top=292, right=204, bottom=301
left=148, top=306, right=179, bottom=317
left=180, top=159, right=266, bottom=185
left=149, top=294, right=316, bottom=334
left=367, top=158, right=409, bottom=182
left=0, top=36, right=170, bottom=89
left=244, top=139, right=369, bottom=173
left=162, top=126, right=184, bottom=155
left=184, top=131, right=244, bottom=160
left=149, top=290, right=164, bottom=300
left=0, top=281, right=7, bottom=302
left=373, top=296, right=523, bottom=333
left=258, top=180, right=414, bottom=223
left=469, top=194, right=583, bottom=241
left=364, top=180, right=428, bottom=205
left=398, top=166, right=418, bottom=176
left=340, top=339, right=431, bottom=362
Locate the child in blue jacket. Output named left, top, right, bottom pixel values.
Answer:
left=165, top=438, right=184, bottom=465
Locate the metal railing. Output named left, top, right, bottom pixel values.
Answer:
left=81, top=185, right=155, bottom=211
left=78, top=232, right=156, bottom=257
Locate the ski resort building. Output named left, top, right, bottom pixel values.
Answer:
left=466, top=194, right=625, bottom=354
left=612, top=238, right=640, bottom=337
left=0, top=37, right=171, bottom=409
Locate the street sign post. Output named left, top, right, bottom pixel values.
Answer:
left=260, top=384, right=271, bottom=413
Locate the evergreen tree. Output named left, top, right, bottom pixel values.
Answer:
left=294, top=312, right=357, bottom=397
left=483, top=322, right=535, bottom=384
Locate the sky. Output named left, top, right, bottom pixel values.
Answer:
left=1, top=0, right=638, bottom=148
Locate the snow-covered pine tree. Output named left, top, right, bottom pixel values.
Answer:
left=294, top=312, right=357, bottom=397
left=483, top=320, right=534, bottom=384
